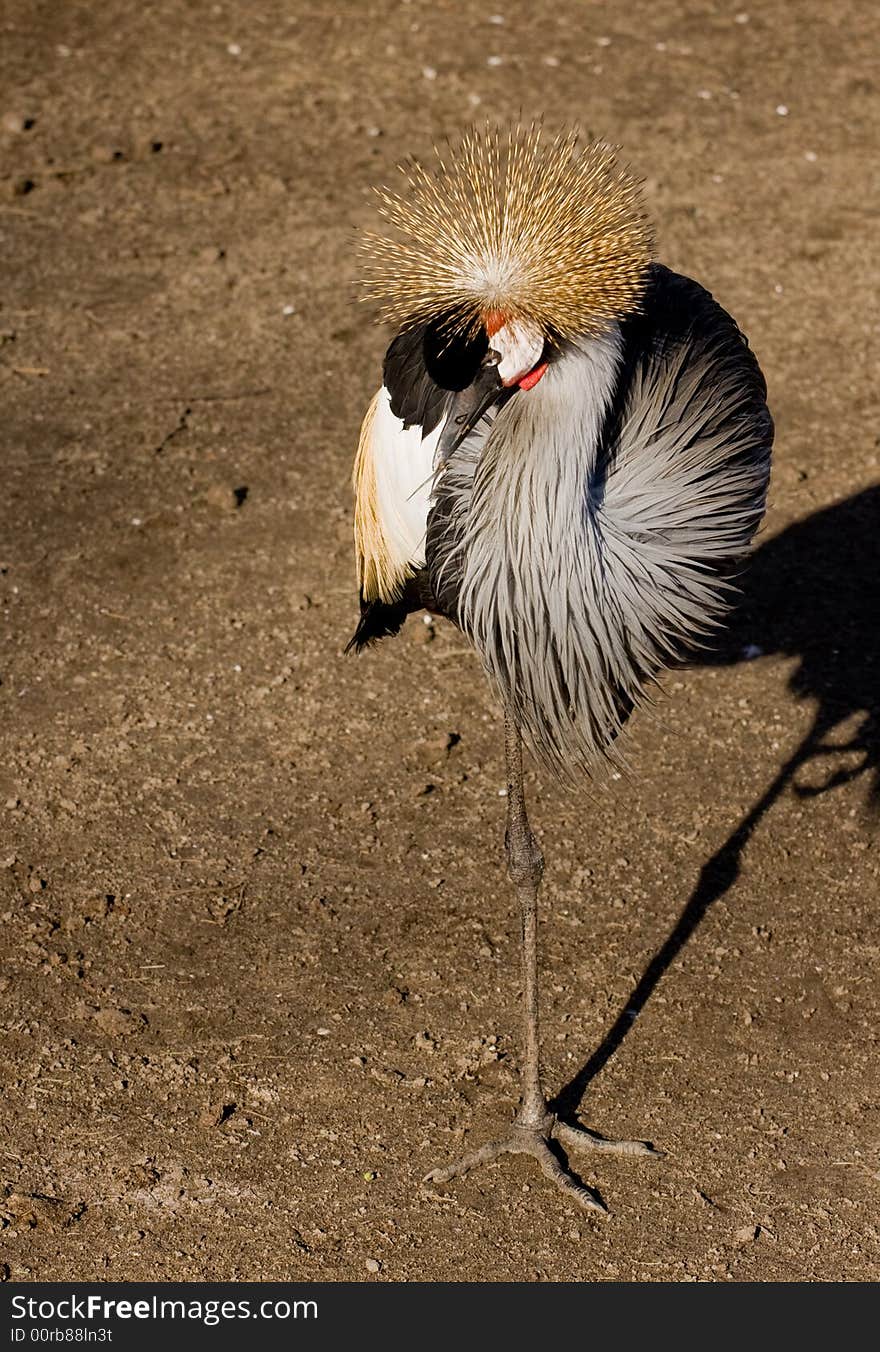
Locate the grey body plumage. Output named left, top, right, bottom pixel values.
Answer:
left=349, top=129, right=773, bottom=1212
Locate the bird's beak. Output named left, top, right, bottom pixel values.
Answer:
left=436, top=350, right=507, bottom=463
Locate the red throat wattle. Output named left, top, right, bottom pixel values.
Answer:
left=519, top=362, right=548, bottom=391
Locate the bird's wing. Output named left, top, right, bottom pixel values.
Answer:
left=595, top=265, right=773, bottom=658
left=348, top=318, right=494, bottom=651
left=352, top=386, right=442, bottom=606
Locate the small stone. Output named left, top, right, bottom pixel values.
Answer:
left=91, top=144, right=123, bottom=164
left=2, top=112, right=28, bottom=134
left=414, top=731, right=459, bottom=766
left=132, top=133, right=164, bottom=158
left=92, top=1006, right=136, bottom=1036
left=733, top=1224, right=760, bottom=1246
left=199, top=1100, right=236, bottom=1128
left=365, top=1258, right=381, bottom=1273
left=410, top=618, right=434, bottom=645
left=203, top=483, right=239, bottom=513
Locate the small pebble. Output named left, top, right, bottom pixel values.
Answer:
left=281, top=303, right=296, bottom=316
left=227, top=42, right=242, bottom=56
left=487, top=55, right=503, bottom=66
left=422, top=66, right=437, bottom=80
left=410, top=620, right=434, bottom=645
left=365, top=1258, right=381, bottom=1273
left=91, top=144, right=122, bottom=164
left=776, top=104, right=789, bottom=116
left=203, top=483, right=240, bottom=513
left=2, top=112, right=27, bottom=134
left=317, top=1027, right=331, bottom=1036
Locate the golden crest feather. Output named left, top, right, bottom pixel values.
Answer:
left=360, top=123, right=654, bottom=340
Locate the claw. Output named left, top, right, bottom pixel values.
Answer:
left=422, top=1114, right=662, bottom=1213
left=553, top=1119, right=664, bottom=1158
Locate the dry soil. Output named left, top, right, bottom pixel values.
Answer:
left=1, top=0, right=878, bottom=1283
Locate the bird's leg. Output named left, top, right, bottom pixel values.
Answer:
left=423, top=710, right=662, bottom=1214
left=503, top=708, right=549, bottom=1132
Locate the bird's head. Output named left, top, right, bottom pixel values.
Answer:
left=360, top=123, right=653, bottom=403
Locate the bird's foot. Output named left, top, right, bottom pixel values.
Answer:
left=423, top=1112, right=662, bottom=1214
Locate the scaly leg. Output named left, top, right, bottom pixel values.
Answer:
left=423, top=710, right=662, bottom=1213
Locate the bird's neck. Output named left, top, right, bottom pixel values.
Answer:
left=541, top=327, right=622, bottom=458
left=491, top=325, right=624, bottom=484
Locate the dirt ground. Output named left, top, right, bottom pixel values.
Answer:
left=1, top=0, right=878, bottom=1284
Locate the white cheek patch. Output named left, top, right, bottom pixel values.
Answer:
left=491, top=320, right=545, bottom=386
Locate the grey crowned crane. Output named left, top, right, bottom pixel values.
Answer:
left=347, top=126, right=773, bottom=1213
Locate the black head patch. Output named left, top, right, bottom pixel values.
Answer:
left=383, top=317, right=488, bottom=437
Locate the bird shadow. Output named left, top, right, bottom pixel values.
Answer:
left=551, top=483, right=880, bottom=1123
